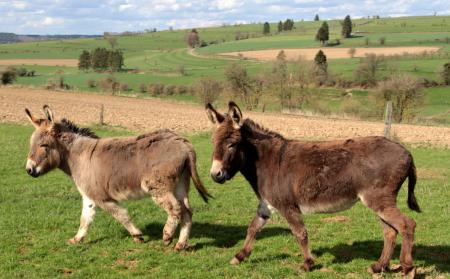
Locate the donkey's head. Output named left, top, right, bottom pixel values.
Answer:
left=205, top=102, right=245, bottom=184
left=24, top=105, right=62, bottom=178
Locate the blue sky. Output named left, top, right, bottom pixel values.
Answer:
left=1, top=0, right=449, bottom=35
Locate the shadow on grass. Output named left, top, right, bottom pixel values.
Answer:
left=314, top=240, right=450, bottom=273
left=142, top=222, right=290, bottom=249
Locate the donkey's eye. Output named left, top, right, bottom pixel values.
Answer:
left=40, top=144, right=49, bottom=149
left=227, top=143, right=236, bottom=149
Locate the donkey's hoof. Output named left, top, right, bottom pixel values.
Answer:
left=67, top=237, right=81, bottom=245
left=230, top=257, right=241, bottom=265
left=368, top=262, right=389, bottom=274
left=133, top=235, right=144, bottom=244
left=174, top=242, right=189, bottom=251
left=302, top=258, right=314, bottom=271
left=403, top=266, right=416, bottom=278
left=163, top=238, right=173, bottom=246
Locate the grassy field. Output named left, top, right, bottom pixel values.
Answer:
left=0, top=123, right=449, bottom=278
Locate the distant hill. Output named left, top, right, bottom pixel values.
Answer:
left=0, top=32, right=100, bottom=44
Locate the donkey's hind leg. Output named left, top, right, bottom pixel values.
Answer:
left=98, top=200, right=144, bottom=243
left=173, top=170, right=193, bottom=250
left=363, top=194, right=416, bottom=275
left=370, top=219, right=398, bottom=273
left=68, top=195, right=96, bottom=244
left=376, top=207, right=416, bottom=275
left=152, top=192, right=182, bottom=247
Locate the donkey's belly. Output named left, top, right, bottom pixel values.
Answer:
left=299, top=197, right=358, bottom=214
left=109, top=187, right=148, bottom=201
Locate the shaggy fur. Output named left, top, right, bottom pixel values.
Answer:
left=206, top=102, right=420, bottom=275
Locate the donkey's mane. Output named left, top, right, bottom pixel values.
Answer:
left=242, top=118, right=285, bottom=140
left=59, top=118, right=99, bottom=139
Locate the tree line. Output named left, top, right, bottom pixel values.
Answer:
left=78, top=48, right=124, bottom=72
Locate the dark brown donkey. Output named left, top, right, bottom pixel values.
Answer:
left=206, top=102, right=420, bottom=275
left=25, top=105, right=211, bottom=250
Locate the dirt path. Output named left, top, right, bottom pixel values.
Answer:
left=221, top=46, right=441, bottom=61
left=0, top=59, right=78, bottom=67
left=1, top=87, right=449, bottom=147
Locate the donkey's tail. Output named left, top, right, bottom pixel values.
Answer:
left=187, top=150, right=213, bottom=203
left=407, top=157, right=421, bottom=213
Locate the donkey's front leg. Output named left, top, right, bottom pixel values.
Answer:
left=230, top=201, right=271, bottom=265
left=98, top=201, right=144, bottom=243
left=68, top=195, right=96, bottom=244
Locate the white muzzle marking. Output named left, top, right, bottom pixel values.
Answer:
left=210, top=160, right=223, bottom=175
left=26, top=158, right=36, bottom=169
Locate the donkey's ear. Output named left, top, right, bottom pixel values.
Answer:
left=25, top=108, right=40, bottom=128
left=228, top=101, right=243, bottom=129
left=205, top=103, right=225, bottom=125
left=43, top=105, right=54, bottom=124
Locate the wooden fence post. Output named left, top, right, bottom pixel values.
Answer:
left=384, top=101, right=392, bottom=139
left=99, top=104, right=104, bottom=126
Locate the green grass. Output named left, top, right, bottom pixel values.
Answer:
left=0, top=123, right=449, bottom=278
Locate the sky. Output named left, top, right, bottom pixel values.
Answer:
left=0, top=0, right=449, bottom=35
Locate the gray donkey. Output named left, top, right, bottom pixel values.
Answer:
left=25, top=105, right=211, bottom=250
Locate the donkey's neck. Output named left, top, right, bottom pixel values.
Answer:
left=58, top=134, right=99, bottom=177
left=240, top=122, right=287, bottom=195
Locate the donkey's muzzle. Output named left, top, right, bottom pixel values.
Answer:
left=211, top=170, right=226, bottom=184
left=26, top=166, right=38, bottom=178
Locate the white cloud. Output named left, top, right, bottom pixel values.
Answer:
left=0, top=0, right=449, bottom=34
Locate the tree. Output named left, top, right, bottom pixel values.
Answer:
left=440, top=62, right=450, bottom=85
left=314, top=14, right=320, bottom=21
left=224, top=63, right=261, bottom=110
left=197, top=77, right=223, bottom=105
left=186, top=29, right=200, bottom=48
left=270, top=50, right=289, bottom=108
left=376, top=74, right=424, bottom=123
left=315, top=21, right=329, bottom=46
left=342, top=15, right=352, bottom=38
left=314, top=50, right=328, bottom=85
left=78, top=50, right=91, bottom=71
left=91, top=48, right=109, bottom=71
left=108, top=50, right=124, bottom=71
left=106, top=36, right=118, bottom=49
left=263, top=22, right=270, bottom=35
left=278, top=21, right=283, bottom=32
left=283, top=19, right=294, bottom=31
left=354, top=54, right=385, bottom=87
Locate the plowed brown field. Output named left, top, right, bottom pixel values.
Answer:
left=221, top=46, right=441, bottom=61
left=0, top=59, right=78, bottom=67
left=1, top=87, right=449, bottom=147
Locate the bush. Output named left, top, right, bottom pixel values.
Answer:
left=375, top=74, right=424, bottom=123
left=148, top=83, right=165, bottom=96
left=364, top=37, right=370, bottom=46
left=176, top=85, right=188, bottom=94
left=0, top=69, right=17, bottom=85
left=164, top=85, right=176, bottom=95
left=139, top=83, right=147, bottom=93
left=87, top=79, right=97, bottom=88
left=379, top=37, right=386, bottom=45
left=99, top=76, right=119, bottom=94
left=17, top=68, right=28, bottom=77
left=120, top=83, right=130, bottom=91
left=440, top=62, right=450, bottom=85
